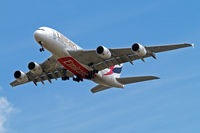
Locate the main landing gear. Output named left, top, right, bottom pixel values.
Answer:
left=85, top=70, right=98, bottom=79
left=62, top=69, right=98, bottom=82
left=87, top=63, right=98, bottom=79
left=62, top=76, right=69, bottom=81
left=73, top=76, right=83, bottom=82
left=61, top=75, right=82, bottom=82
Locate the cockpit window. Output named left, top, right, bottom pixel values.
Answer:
left=38, top=28, right=45, bottom=31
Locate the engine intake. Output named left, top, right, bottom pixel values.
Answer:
left=28, top=62, right=43, bottom=74
left=14, top=70, right=28, bottom=82
left=28, top=62, right=35, bottom=70
left=96, top=46, right=104, bottom=54
left=96, top=46, right=111, bottom=59
left=14, top=71, right=22, bottom=79
left=131, top=43, right=147, bottom=57
left=132, top=43, right=140, bottom=51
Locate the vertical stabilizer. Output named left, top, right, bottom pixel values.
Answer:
left=112, top=64, right=123, bottom=78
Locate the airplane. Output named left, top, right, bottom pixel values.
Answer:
left=10, top=27, right=194, bottom=93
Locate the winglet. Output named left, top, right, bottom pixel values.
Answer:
left=191, top=43, right=195, bottom=48
left=185, top=43, right=194, bottom=48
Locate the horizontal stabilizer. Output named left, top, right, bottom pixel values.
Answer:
left=116, top=76, right=160, bottom=85
left=91, top=85, right=111, bottom=93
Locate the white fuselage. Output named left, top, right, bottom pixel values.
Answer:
left=34, top=27, right=124, bottom=88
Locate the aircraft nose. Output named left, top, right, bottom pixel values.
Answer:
left=34, top=28, right=46, bottom=42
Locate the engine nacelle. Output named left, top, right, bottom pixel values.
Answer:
left=131, top=43, right=147, bottom=57
left=28, top=62, right=43, bottom=74
left=14, top=70, right=28, bottom=82
left=96, top=46, right=111, bottom=59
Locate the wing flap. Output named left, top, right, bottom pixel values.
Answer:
left=116, top=76, right=160, bottom=85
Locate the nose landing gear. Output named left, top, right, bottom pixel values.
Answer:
left=38, top=41, right=45, bottom=52
left=39, top=48, right=45, bottom=52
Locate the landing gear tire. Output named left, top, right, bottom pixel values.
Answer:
left=39, top=48, right=45, bottom=52
left=73, top=76, right=83, bottom=82
left=62, top=76, right=69, bottom=81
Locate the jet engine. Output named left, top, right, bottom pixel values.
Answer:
left=131, top=43, right=147, bottom=57
left=28, top=62, right=43, bottom=74
left=14, top=70, right=28, bottom=82
left=96, top=46, right=111, bottom=59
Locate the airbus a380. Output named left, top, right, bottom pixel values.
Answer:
left=10, top=27, right=194, bottom=93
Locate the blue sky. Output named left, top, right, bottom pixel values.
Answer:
left=0, top=0, right=200, bottom=133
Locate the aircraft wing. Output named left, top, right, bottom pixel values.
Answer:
left=69, top=43, right=193, bottom=71
left=10, top=56, right=74, bottom=87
